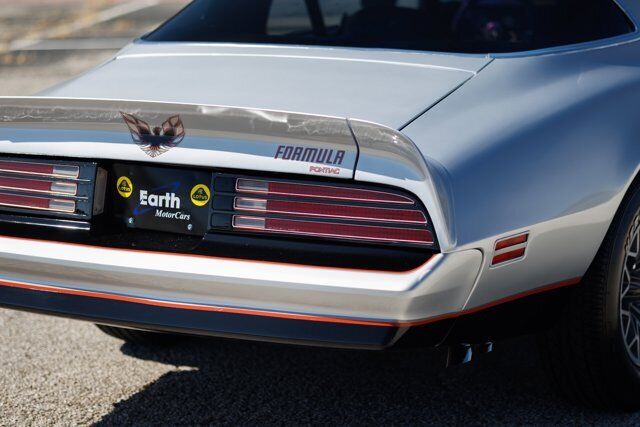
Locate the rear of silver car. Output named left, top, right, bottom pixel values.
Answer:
left=0, top=97, right=484, bottom=348
left=3, top=0, right=640, bottom=412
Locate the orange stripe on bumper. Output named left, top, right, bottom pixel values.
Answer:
left=0, top=276, right=582, bottom=328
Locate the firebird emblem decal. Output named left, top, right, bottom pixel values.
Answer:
left=121, top=112, right=185, bottom=158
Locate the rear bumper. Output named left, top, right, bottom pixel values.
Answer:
left=0, top=235, right=483, bottom=348
left=0, top=285, right=404, bottom=348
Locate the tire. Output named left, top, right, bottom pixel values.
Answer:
left=538, top=183, right=640, bottom=411
left=96, top=324, right=181, bottom=346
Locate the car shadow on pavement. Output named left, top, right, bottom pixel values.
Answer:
left=94, top=335, right=634, bottom=425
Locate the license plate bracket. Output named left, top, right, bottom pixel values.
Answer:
left=112, top=164, right=212, bottom=236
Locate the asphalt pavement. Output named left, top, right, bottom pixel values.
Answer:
left=1, top=1, right=640, bottom=425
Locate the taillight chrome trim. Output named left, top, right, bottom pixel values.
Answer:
left=52, top=164, right=80, bottom=179
left=48, top=199, right=77, bottom=213
left=233, top=197, right=427, bottom=224
left=232, top=215, right=434, bottom=245
left=50, top=181, right=78, bottom=196
left=236, top=178, right=414, bottom=205
left=234, top=197, right=268, bottom=211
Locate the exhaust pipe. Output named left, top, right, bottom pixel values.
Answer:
left=446, top=342, right=494, bottom=367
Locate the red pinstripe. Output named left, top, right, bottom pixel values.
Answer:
left=0, top=276, right=582, bottom=328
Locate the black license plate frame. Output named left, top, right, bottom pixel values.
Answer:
left=112, top=164, right=212, bottom=236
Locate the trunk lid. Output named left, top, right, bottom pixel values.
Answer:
left=42, top=43, right=491, bottom=130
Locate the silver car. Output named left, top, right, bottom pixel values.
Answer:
left=0, top=0, right=639, bottom=410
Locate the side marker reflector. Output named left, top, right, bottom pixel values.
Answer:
left=495, top=234, right=528, bottom=251
left=492, top=232, right=529, bottom=266
left=492, top=248, right=526, bottom=265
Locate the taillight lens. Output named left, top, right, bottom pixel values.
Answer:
left=0, top=176, right=77, bottom=196
left=0, top=157, right=102, bottom=219
left=233, top=197, right=426, bottom=224
left=236, top=179, right=414, bottom=204
left=0, top=160, right=78, bottom=178
left=233, top=216, right=433, bottom=245
left=0, top=193, right=75, bottom=213
left=227, top=178, right=435, bottom=247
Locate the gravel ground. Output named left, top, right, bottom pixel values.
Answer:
left=1, top=1, right=640, bottom=425
left=2, top=309, right=640, bottom=425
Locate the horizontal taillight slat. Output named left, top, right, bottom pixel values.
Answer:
left=0, top=192, right=75, bottom=213
left=236, top=179, right=414, bottom=204
left=233, top=215, right=433, bottom=245
left=234, top=197, right=427, bottom=224
left=0, top=160, right=79, bottom=179
left=0, top=176, right=77, bottom=196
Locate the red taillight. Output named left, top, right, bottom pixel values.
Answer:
left=233, top=216, right=433, bottom=244
left=0, top=159, right=92, bottom=218
left=236, top=178, right=414, bottom=204
left=234, top=197, right=426, bottom=224
left=231, top=178, right=434, bottom=247
left=0, top=176, right=77, bottom=196
left=0, top=193, right=75, bottom=213
left=0, top=160, right=78, bottom=178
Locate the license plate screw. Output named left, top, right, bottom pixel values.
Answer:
left=187, top=224, right=193, bottom=231
left=127, top=217, right=135, bottom=225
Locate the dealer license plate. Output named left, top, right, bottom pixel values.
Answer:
left=112, top=164, right=212, bottom=235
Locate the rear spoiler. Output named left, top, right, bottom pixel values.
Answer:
left=0, top=97, right=357, bottom=179
left=0, top=97, right=454, bottom=249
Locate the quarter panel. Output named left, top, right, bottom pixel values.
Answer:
left=403, top=40, right=640, bottom=307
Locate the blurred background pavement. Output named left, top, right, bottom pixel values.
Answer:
left=0, top=0, right=187, bottom=95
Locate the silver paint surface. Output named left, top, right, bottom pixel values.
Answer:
left=0, top=236, right=482, bottom=325
left=403, top=35, right=640, bottom=309
left=41, top=43, right=490, bottom=130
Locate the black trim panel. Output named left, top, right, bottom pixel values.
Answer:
left=0, top=156, right=438, bottom=272
left=0, top=286, right=400, bottom=348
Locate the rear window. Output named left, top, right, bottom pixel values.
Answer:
left=144, top=0, right=635, bottom=54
